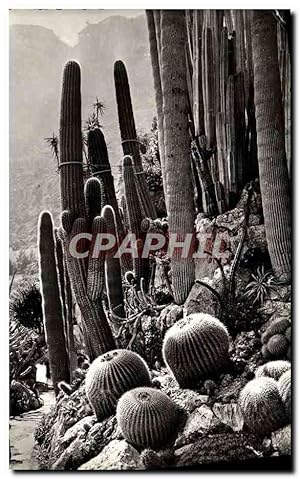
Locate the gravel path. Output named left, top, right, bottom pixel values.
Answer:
left=9, top=391, right=55, bottom=470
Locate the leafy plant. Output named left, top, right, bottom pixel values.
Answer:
left=243, top=265, right=279, bottom=305
left=9, top=280, right=43, bottom=334
left=44, top=133, right=59, bottom=168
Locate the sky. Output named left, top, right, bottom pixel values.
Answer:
left=9, top=9, right=143, bottom=46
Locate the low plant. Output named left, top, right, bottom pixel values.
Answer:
left=243, top=265, right=279, bottom=305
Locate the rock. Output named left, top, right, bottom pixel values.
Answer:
left=159, top=304, right=183, bottom=331
left=51, top=416, right=119, bottom=470
left=175, top=432, right=263, bottom=467
left=184, top=280, right=221, bottom=316
left=78, top=440, right=145, bottom=471
left=271, top=425, right=291, bottom=455
left=175, top=405, right=222, bottom=447
left=152, top=373, right=178, bottom=390
left=212, top=403, right=244, bottom=432
left=215, top=208, right=245, bottom=232
left=61, top=416, right=96, bottom=447
left=167, top=388, right=209, bottom=414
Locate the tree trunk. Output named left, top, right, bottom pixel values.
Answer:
left=252, top=10, right=291, bottom=280
left=160, top=10, right=195, bottom=304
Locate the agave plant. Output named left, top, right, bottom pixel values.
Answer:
left=44, top=133, right=59, bottom=168
left=93, top=97, right=105, bottom=120
left=9, top=280, right=43, bottom=334
left=243, top=265, right=279, bottom=306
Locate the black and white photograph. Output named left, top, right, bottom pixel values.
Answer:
left=8, top=6, right=293, bottom=472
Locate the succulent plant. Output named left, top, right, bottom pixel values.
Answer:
left=278, top=369, right=291, bottom=421
left=238, top=377, right=288, bottom=436
left=38, top=211, right=70, bottom=396
left=116, top=387, right=179, bottom=449
left=261, top=317, right=291, bottom=361
left=162, top=313, right=230, bottom=387
left=255, top=360, right=291, bottom=381
left=85, top=350, right=151, bottom=421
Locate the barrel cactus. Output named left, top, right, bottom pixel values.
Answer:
left=238, top=377, right=288, bottom=436
left=85, top=349, right=151, bottom=421
left=278, top=370, right=291, bottom=421
left=162, top=313, right=230, bottom=387
left=255, top=360, right=291, bottom=381
left=116, top=387, right=179, bottom=449
left=261, top=317, right=291, bottom=360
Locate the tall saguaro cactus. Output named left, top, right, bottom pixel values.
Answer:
left=38, top=211, right=70, bottom=396
left=251, top=11, right=291, bottom=281
left=59, top=60, right=116, bottom=360
left=160, top=10, right=195, bottom=304
left=114, top=60, right=156, bottom=219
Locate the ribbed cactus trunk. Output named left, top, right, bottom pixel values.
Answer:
left=55, top=230, right=77, bottom=379
left=160, top=10, right=195, bottom=304
left=102, top=205, right=125, bottom=324
left=38, top=211, right=69, bottom=396
left=59, top=61, right=116, bottom=360
left=146, top=10, right=166, bottom=200
left=251, top=11, right=291, bottom=281
left=114, top=60, right=156, bottom=220
left=88, top=128, right=124, bottom=239
left=123, top=155, right=150, bottom=290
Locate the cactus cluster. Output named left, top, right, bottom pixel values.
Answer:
left=238, top=377, right=288, bottom=436
left=261, top=317, right=291, bottom=361
left=85, top=350, right=151, bottom=421
left=116, top=387, right=179, bottom=449
left=162, top=313, right=230, bottom=387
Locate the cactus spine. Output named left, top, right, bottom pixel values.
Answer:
left=116, top=387, right=179, bottom=449
left=238, top=377, right=288, bottom=436
left=114, top=60, right=156, bottom=219
left=38, top=211, right=70, bottom=396
left=160, top=10, right=195, bottom=304
left=59, top=60, right=115, bottom=360
left=163, top=313, right=230, bottom=387
left=85, top=350, right=151, bottom=421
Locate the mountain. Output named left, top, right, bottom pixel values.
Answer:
left=9, top=14, right=156, bottom=252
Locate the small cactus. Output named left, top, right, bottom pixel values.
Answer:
left=255, top=360, right=291, bottom=381
left=116, top=387, right=179, bottom=449
left=278, top=370, right=291, bottom=421
left=261, top=317, right=290, bottom=344
left=238, top=377, right=288, bottom=436
left=162, top=313, right=230, bottom=387
left=85, top=350, right=151, bottom=421
left=267, top=334, right=289, bottom=358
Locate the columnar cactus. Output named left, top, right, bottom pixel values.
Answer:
left=278, top=369, right=291, bottom=421
left=160, top=10, right=195, bottom=304
left=114, top=59, right=156, bottom=219
left=252, top=10, right=292, bottom=281
left=59, top=60, right=115, bottom=360
left=116, top=387, right=179, bottom=449
left=38, top=211, right=70, bottom=396
left=102, top=205, right=125, bottom=321
left=55, top=230, right=77, bottom=378
left=85, top=350, right=151, bottom=421
left=123, top=155, right=150, bottom=290
left=162, top=313, right=230, bottom=387
left=238, top=377, right=288, bottom=436
left=88, top=128, right=125, bottom=239
left=255, top=360, right=291, bottom=381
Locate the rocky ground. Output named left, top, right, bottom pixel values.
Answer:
left=12, top=182, right=292, bottom=471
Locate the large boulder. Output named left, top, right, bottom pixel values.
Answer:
left=184, top=279, right=221, bottom=316
left=78, top=440, right=145, bottom=471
